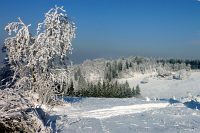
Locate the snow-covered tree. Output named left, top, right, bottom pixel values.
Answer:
left=135, top=85, right=141, bottom=96
left=4, top=6, right=76, bottom=105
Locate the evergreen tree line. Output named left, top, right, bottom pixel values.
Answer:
left=157, top=59, right=200, bottom=69
left=64, top=80, right=141, bottom=98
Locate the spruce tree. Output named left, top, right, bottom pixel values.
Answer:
left=118, top=61, right=123, bottom=71
left=67, top=80, right=74, bottom=96
left=132, top=87, right=136, bottom=96
left=97, top=80, right=102, bottom=97
left=135, top=85, right=141, bottom=96
left=125, top=60, right=129, bottom=69
left=129, top=62, right=132, bottom=68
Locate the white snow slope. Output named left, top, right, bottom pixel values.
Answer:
left=47, top=71, right=200, bottom=133
left=49, top=97, right=200, bottom=133
left=119, top=71, right=200, bottom=98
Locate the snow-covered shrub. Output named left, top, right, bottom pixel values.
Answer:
left=4, top=6, right=76, bottom=105
left=145, top=97, right=151, bottom=102
left=156, top=66, right=171, bottom=78
left=173, top=69, right=190, bottom=80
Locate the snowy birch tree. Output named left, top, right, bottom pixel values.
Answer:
left=4, top=6, right=76, bottom=105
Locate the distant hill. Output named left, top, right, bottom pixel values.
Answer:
left=70, top=56, right=198, bottom=85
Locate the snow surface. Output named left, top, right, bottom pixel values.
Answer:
left=45, top=71, right=200, bottom=132
left=65, top=103, right=169, bottom=119
left=49, top=97, right=200, bottom=133
left=119, top=71, right=200, bottom=98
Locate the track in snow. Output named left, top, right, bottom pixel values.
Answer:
left=68, top=103, right=169, bottom=119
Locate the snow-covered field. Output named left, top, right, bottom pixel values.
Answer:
left=119, top=71, right=200, bottom=98
left=50, top=97, right=200, bottom=133
left=47, top=71, right=200, bottom=133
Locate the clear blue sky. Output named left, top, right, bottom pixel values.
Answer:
left=1, top=0, right=200, bottom=63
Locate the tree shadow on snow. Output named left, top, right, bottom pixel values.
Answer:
left=159, top=98, right=181, bottom=104
left=168, top=98, right=181, bottom=104
left=184, top=100, right=200, bottom=110
left=64, top=97, right=84, bottom=103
